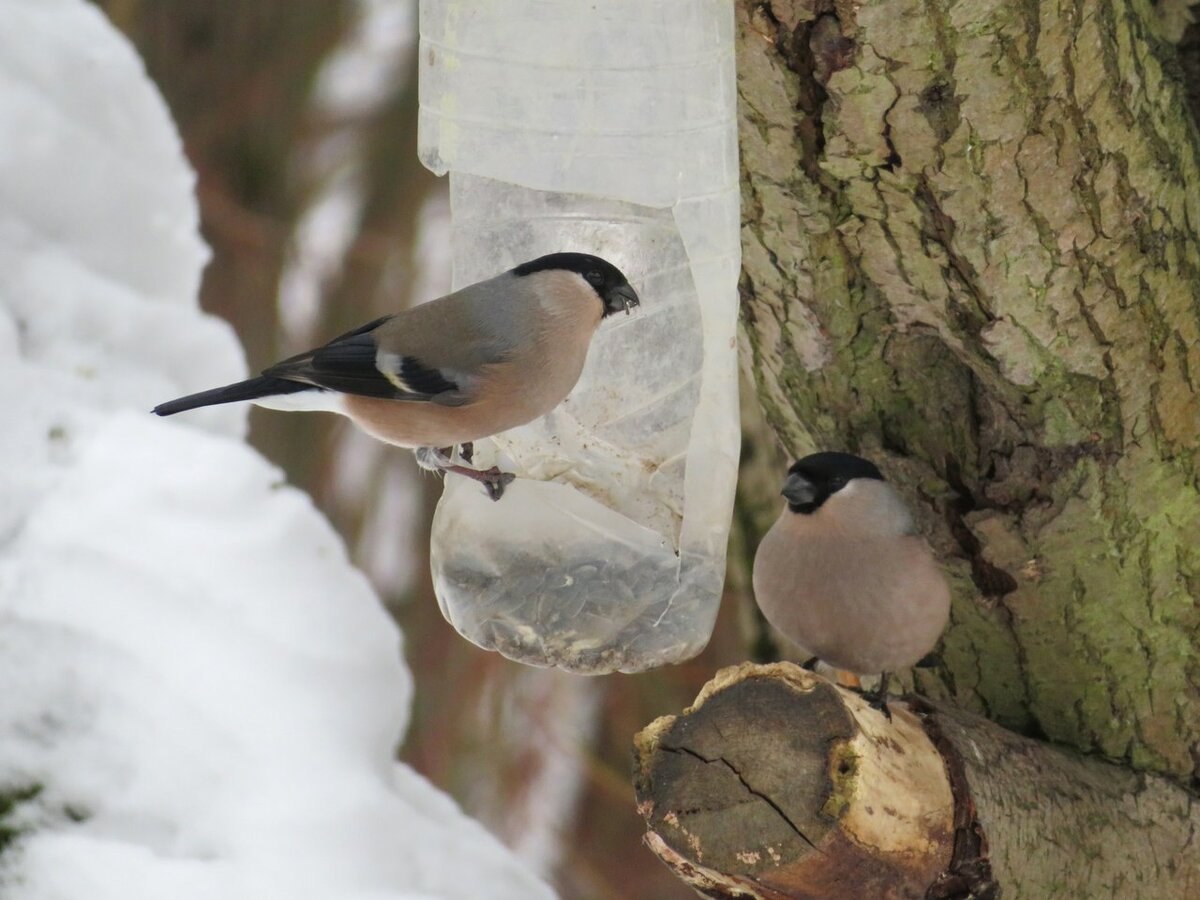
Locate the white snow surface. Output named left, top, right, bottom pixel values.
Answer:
left=0, top=2, right=553, bottom=898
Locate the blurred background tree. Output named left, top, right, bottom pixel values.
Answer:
left=92, top=2, right=755, bottom=897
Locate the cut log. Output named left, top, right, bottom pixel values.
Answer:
left=633, top=662, right=1199, bottom=899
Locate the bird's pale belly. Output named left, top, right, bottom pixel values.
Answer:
left=342, top=394, right=532, bottom=448
left=753, top=531, right=950, bottom=674
left=342, top=342, right=589, bottom=449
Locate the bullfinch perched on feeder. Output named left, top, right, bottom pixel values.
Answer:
left=153, top=252, right=640, bottom=500
left=752, top=452, right=951, bottom=716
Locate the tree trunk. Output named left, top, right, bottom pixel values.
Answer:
left=634, top=663, right=1200, bottom=899
left=638, top=0, right=1200, bottom=894
left=736, top=0, right=1200, bottom=781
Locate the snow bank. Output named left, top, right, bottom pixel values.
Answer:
left=0, top=2, right=552, bottom=897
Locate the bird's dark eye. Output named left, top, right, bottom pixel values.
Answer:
left=828, top=475, right=848, bottom=491
left=584, top=270, right=604, bottom=287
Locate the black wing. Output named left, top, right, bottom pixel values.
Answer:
left=392, top=356, right=459, bottom=395
left=265, top=316, right=463, bottom=402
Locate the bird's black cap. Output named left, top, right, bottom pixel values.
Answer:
left=783, top=451, right=884, bottom=514
left=512, top=252, right=639, bottom=317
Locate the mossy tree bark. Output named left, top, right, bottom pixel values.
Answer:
left=736, top=0, right=1200, bottom=783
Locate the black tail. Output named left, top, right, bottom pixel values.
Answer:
left=152, top=376, right=314, bottom=416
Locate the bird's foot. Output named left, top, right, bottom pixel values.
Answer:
left=863, top=672, right=892, bottom=721
left=866, top=692, right=892, bottom=721
left=415, top=447, right=515, bottom=500
left=441, top=463, right=515, bottom=501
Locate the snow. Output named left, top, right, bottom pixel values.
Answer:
left=0, top=2, right=553, bottom=897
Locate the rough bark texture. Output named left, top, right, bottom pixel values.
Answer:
left=737, top=0, right=1200, bottom=781
left=634, top=663, right=1199, bottom=898
left=919, top=696, right=1199, bottom=898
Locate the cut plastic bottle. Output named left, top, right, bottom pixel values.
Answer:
left=418, top=0, right=740, bottom=673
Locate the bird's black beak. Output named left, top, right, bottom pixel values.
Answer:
left=603, top=283, right=641, bottom=317
left=781, top=472, right=817, bottom=508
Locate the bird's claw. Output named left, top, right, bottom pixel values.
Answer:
left=862, top=672, right=893, bottom=721
left=481, top=466, right=515, bottom=502
left=865, top=688, right=892, bottom=721
left=436, top=460, right=516, bottom=501
left=423, top=443, right=515, bottom=500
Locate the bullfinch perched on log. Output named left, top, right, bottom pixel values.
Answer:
left=752, top=452, right=951, bottom=716
left=153, top=252, right=640, bottom=500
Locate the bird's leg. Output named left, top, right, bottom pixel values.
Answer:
left=437, top=443, right=475, bottom=465
left=863, top=672, right=892, bottom=721
left=415, top=446, right=515, bottom=501
left=438, top=463, right=515, bottom=501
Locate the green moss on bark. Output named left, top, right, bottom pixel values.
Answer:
left=737, top=0, right=1200, bottom=779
